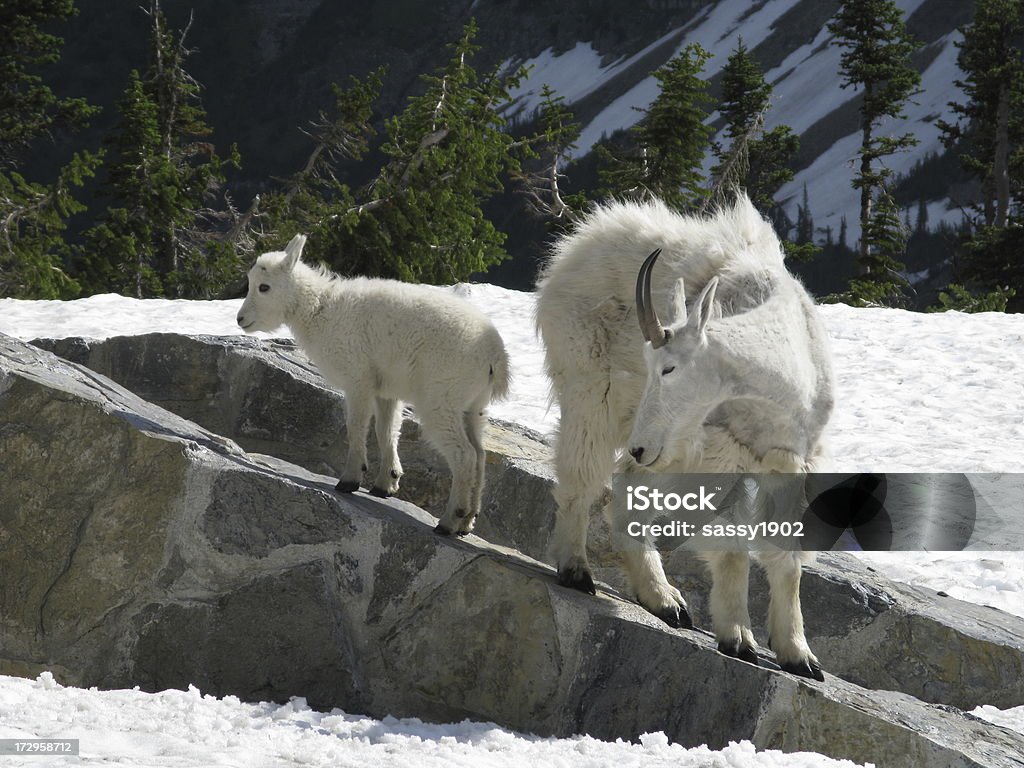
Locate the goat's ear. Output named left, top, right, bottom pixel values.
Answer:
left=669, top=277, right=687, bottom=323
left=283, top=234, right=307, bottom=272
left=693, top=276, right=719, bottom=335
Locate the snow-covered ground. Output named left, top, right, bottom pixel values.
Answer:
left=2, top=287, right=1023, bottom=765
left=0, top=672, right=869, bottom=768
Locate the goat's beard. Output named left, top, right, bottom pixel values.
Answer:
left=663, top=433, right=705, bottom=471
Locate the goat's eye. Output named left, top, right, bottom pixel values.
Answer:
left=258, top=284, right=270, bottom=293
left=661, top=365, right=676, bottom=376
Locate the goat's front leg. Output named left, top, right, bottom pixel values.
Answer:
left=607, top=466, right=692, bottom=628
left=337, top=388, right=373, bottom=493
left=370, top=397, right=403, bottom=498
left=703, top=551, right=757, bottom=663
left=760, top=550, right=822, bottom=681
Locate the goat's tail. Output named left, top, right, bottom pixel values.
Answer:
left=488, top=340, right=512, bottom=403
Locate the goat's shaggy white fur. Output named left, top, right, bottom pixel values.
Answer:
left=536, top=195, right=834, bottom=679
left=238, top=235, right=510, bottom=534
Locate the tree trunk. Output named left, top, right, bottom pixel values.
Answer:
left=994, top=82, right=1011, bottom=229
left=859, top=120, right=873, bottom=272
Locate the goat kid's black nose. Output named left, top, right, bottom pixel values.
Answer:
left=629, top=446, right=644, bottom=461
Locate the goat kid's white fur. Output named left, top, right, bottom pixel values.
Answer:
left=536, top=194, right=834, bottom=678
left=238, top=235, right=510, bottom=535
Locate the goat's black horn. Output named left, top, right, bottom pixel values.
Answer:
left=636, top=248, right=669, bottom=348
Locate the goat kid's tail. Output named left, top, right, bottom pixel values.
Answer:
left=488, top=342, right=511, bottom=402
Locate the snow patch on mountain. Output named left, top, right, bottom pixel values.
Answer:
left=508, top=0, right=968, bottom=244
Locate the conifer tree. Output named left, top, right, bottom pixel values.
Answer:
left=0, top=0, right=100, bottom=298
left=829, top=0, right=921, bottom=304
left=267, top=21, right=535, bottom=283
left=939, top=0, right=1023, bottom=228
left=81, top=2, right=243, bottom=298
left=795, top=184, right=815, bottom=245
left=513, top=84, right=586, bottom=225
left=828, top=0, right=921, bottom=258
left=938, top=0, right=1023, bottom=310
left=598, top=43, right=712, bottom=210
left=712, top=40, right=799, bottom=215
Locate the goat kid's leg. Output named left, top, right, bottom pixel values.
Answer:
left=703, top=551, right=758, bottom=663
left=370, top=397, right=403, bottom=498
left=463, top=408, right=488, bottom=531
left=422, top=408, right=478, bottom=536
left=759, top=550, right=823, bottom=681
left=337, top=389, right=373, bottom=493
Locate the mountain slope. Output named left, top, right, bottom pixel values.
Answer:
left=39, top=0, right=976, bottom=290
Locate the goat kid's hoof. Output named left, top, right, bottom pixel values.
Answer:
left=369, top=486, right=391, bottom=498
left=718, top=639, right=759, bottom=665
left=780, top=659, right=824, bottom=682
left=651, top=603, right=693, bottom=630
left=434, top=522, right=455, bottom=536
left=557, top=564, right=596, bottom=595
left=335, top=479, right=361, bottom=493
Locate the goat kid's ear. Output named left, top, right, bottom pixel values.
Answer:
left=283, top=234, right=308, bottom=272
left=692, top=276, right=719, bottom=335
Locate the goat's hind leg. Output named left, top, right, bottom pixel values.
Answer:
left=370, top=397, right=403, bottom=498
left=422, top=407, right=479, bottom=537
left=548, top=380, right=621, bottom=595
left=460, top=407, right=488, bottom=534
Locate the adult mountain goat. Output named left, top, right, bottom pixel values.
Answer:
left=237, top=235, right=510, bottom=535
left=536, top=195, right=834, bottom=680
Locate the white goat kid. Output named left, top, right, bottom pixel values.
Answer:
left=237, top=234, right=510, bottom=535
left=536, top=196, right=834, bottom=680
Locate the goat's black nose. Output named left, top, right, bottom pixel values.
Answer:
left=629, top=446, right=644, bottom=462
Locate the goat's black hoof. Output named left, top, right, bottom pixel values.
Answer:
left=454, top=530, right=470, bottom=538
left=335, top=479, right=360, bottom=493
left=369, top=486, right=390, bottom=498
left=652, top=604, right=693, bottom=630
left=718, top=639, right=759, bottom=665
left=780, top=659, right=824, bottom=682
left=557, top=565, right=596, bottom=595
left=434, top=522, right=454, bottom=536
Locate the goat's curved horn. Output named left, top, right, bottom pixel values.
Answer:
left=635, top=248, right=669, bottom=349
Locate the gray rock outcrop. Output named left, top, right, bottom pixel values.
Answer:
left=4, top=333, right=1024, bottom=767
left=33, top=332, right=1024, bottom=712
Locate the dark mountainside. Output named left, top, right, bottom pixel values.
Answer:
left=42, top=0, right=974, bottom=291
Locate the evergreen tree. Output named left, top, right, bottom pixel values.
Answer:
left=855, top=188, right=912, bottom=306
left=598, top=43, right=712, bottom=210
left=0, top=0, right=101, bottom=298
left=81, top=2, right=243, bottom=298
left=265, top=21, right=530, bottom=283
left=930, top=282, right=1015, bottom=312
left=712, top=40, right=800, bottom=215
left=512, top=84, right=587, bottom=226
left=938, top=0, right=1024, bottom=310
left=795, top=184, right=815, bottom=244
left=939, top=0, right=1023, bottom=228
left=915, top=198, right=929, bottom=235
left=828, top=0, right=921, bottom=285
